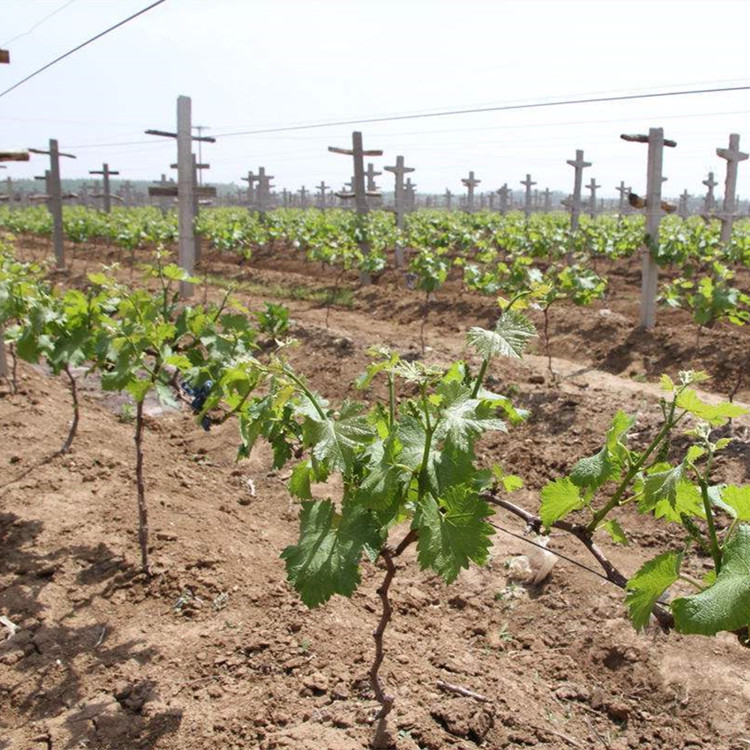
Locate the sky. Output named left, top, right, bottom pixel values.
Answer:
left=2, top=0, right=750, bottom=199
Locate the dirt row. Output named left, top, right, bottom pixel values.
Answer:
left=1, top=235, right=750, bottom=749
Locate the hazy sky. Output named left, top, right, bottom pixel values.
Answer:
left=2, top=0, right=750, bottom=198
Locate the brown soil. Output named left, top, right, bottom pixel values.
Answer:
left=2, top=235, right=750, bottom=750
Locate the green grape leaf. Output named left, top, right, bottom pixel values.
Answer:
left=289, top=460, right=314, bottom=500
left=355, top=348, right=398, bottom=390
left=676, top=389, right=747, bottom=426
left=672, top=525, right=750, bottom=635
left=660, top=374, right=675, bottom=392
left=281, top=500, right=382, bottom=608
left=571, top=411, right=634, bottom=491
left=606, top=410, right=635, bottom=463
left=625, top=550, right=683, bottom=631
left=415, top=485, right=494, bottom=583
left=713, top=485, right=750, bottom=520
left=125, top=377, right=152, bottom=403
left=435, top=381, right=507, bottom=453
left=308, top=401, right=374, bottom=473
left=492, top=466, right=524, bottom=493
left=651, top=480, right=705, bottom=523
left=601, top=519, right=629, bottom=545
left=540, top=477, right=585, bottom=528
left=356, top=435, right=408, bottom=510
left=569, top=446, right=613, bottom=491
left=466, top=309, right=536, bottom=360
left=686, top=445, right=707, bottom=463
left=432, top=445, right=476, bottom=495
left=638, top=462, right=686, bottom=512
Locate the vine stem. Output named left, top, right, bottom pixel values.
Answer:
left=325, top=267, right=345, bottom=329
left=9, top=343, right=18, bottom=394
left=543, top=305, right=553, bottom=377
left=698, top=474, right=722, bottom=573
left=134, top=399, right=150, bottom=576
left=470, top=357, right=489, bottom=399
left=387, top=372, right=396, bottom=429
left=484, top=492, right=675, bottom=631
left=284, top=368, right=326, bottom=420
left=586, top=404, right=683, bottom=534
left=370, top=528, right=418, bottom=745
left=58, top=364, right=79, bottom=454
left=420, top=291, right=429, bottom=356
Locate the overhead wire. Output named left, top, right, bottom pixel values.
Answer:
left=1, top=0, right=78, bottom=47
left=0, top=0, right=168, bottom=100
left=57, top=104, right=750, bottom=152
left=210, top=84, right=750, bottom=139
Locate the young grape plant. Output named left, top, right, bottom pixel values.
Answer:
left=91, top=256, right=258, bottom=575
left=230, top=308, right=535, bottom=745
left=490, top=371, right=750, bottom=640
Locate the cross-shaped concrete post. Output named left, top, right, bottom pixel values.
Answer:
left=461, top=171, right=481, bottom=213
left=520, top=174, right=536, bottom=220
left=563, top=149, right=591, bottom=232
left=365, top=162, right=382, bottom=193
left=616, top=181, right=631, bottom=215
left=118, top=180, right=134, bottom=206
left=256, top=167, right=275, bottom=213
left=702, top=171, right=718, bottom=215
left=586, top=177, right=601, bottom=219
left=621, top=128, right=677, bottom=329
left=444, top=189, right=453, bottom=210
left=678, top=190, right=690, bottom=220
left=328, top=131, right=383, bottom=283
left=28, top=139, right=76, bottom=270
left=384, top=155, right=415, bottom=267
left=497, top=184, right=509, bottom=215
left=384, top=155, right=415, bottom=230
left=88, top=162, right=119, bottom=213
left=542, top=188, right=551, bottom=213
left=716, top=133, right=748, bottom=244
left=404, top=178, right=416, bottom=212
left=155, top=173, right=173, bottom=213
left=316, top=180, right=329, bottom=209
left=145, top=95, right=216, bottom=296
left=241, top=170, right=258, bottom=206
left=298, top=185, right=309, bottom=208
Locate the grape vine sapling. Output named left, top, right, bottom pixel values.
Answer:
left=93, top=258, right=256, bottom=575
left=409, top=248, right=449, bottom=354
left=525, top=264, right=606, bottom=378
left=488, top=371, right=750, bottom=640
left=37, top=288, right=112, bottom=453
left=237, top=310, right=535, bottom=746
left=0, top=250, right=47, bottom=394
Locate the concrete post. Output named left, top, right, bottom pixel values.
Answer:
left=89, top=162, right=119, bottom=213
left=521, top=173, right=536, bottom=220
left=716, top=133, right=748, bottom=244
left=563, top=149, right=591, bottom=232
left=621, top=128, right=677, bottom=329
left=461, top=171, right=480, bottom=213
left=702, top=171, right=718, bottom=215
left=586, top=177, right=601, bottom=219
left=616, top=181, right=631, bottom=215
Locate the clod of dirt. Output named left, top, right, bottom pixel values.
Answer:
left=430, top=698, right=494, bottom=741
left=113, top=680, right=153, bottom=713
left=301, top=670, right=329, bottom=695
